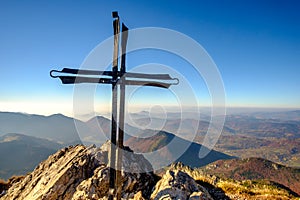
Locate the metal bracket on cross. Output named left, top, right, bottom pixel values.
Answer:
left=50, top=11, right=178, bottom=200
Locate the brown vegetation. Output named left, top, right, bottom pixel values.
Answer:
left=200, top=158, right=300, bottom=196
left=170, top=162, right=300, bottom=200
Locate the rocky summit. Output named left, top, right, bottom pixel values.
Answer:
left=0, top=141, right=156, bottom=200
left=0, top=141, right=213, bottom=200
left=1, top=141, right=299, bottom=200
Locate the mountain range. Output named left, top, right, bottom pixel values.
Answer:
left=0, top=112, right=83, bottom=144
left=224, top=115, right=300, bottom=138
left=247, top=110, right=300, bottom=121
left=0, top=112, right=232, bottom=180
left=0, top=109, right=300, bottom=182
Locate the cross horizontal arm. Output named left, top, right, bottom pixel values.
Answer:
left=56, top=75, right=178, bottom=88
left=122, top=79, right=173, bottom=88
left=50, top=68, right=175, bottom=80
left=54, top=68, right=113, bottom=76
left=124, top=72, right=172, bottom=80
left=57, top=76, right=113, bottom=84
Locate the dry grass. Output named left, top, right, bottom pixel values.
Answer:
left=169, top=162, right=300, bottom=200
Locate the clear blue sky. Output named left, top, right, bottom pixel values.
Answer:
left=0, top=0, right=299, bottom=116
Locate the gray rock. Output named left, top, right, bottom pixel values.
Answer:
left=150, top=170, right=213, bottom=200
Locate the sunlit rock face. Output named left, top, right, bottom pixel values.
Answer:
left=0, top=142, right=156, bottom=200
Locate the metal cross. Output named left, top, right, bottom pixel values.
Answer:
left=50, top=11, right=178, bottom=199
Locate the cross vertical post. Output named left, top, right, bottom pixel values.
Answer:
left=109, top=11, right=120, bottom=200
left=116, top=23, right=128, bottom=200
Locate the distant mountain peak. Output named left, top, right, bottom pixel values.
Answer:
left=87, top=115, right=110, bottom=122
left=47, top=113, right=64, bottom=117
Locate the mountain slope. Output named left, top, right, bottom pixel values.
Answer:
left=200, top=157, right=300, bottom=196
left=125, top=130, right=234, bottom=169
left=207, top=135, right=300, bottom=167
left=0, top=133, right=62, bottom=180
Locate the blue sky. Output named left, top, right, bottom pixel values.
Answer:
left=0, top=0, right=299, bottom=116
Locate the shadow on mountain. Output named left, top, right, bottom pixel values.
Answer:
left=125, top=130, right=234, bottom=169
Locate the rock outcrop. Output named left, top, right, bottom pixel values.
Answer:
left=1, top=141, right=155, bottom=200
left=151, top=170, right=213, bottom=200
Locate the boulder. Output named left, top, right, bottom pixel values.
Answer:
left=150, top=170, right=213, bottom=200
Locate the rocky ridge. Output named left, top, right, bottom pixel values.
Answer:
left=1, top=142, right=299, bottom=200
left=0, top=141, right=156, bottom=200
left=0, top=142, right=213, bottom=200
